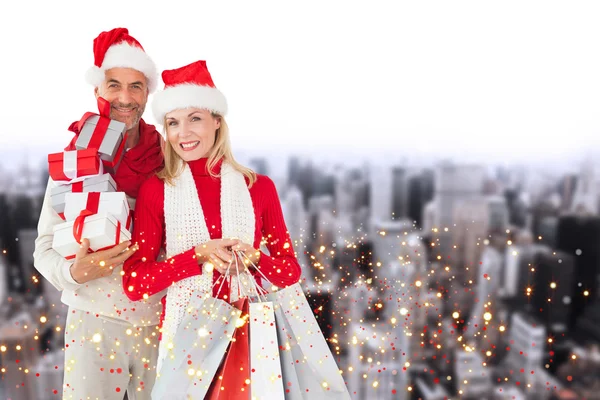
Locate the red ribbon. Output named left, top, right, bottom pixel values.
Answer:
left=97, top=97, right=111, bottom=117
left=72, top=192, right=100, bottom=244
left=95, top=220, right=122, bottom=253
left=126, top=211, right=133, bottom=231
left=72, top=181, right=84, bottom=192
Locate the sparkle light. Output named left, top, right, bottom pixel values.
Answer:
left=235, top=318, right=246, bottom=328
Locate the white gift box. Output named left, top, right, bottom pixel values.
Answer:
left=52, top=212, right=131, bottom=259
left=64, top=191, right=130, bottom=229
left=50, top=173, right=117, bottom=216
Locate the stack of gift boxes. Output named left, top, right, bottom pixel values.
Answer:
left=47, top=97, right=133, bottom=260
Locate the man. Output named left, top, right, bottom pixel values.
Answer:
left=34, top=27, right=165, bottom=400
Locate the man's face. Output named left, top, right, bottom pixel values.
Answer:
left=95, top=68, right=149, bottom=130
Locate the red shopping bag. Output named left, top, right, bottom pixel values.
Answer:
left=206, top=297, right=251, bottom=399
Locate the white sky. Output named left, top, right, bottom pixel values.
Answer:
left=1, top=0, right=599, bottom=168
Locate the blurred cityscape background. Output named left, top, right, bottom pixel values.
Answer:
left=0, top=149, right=599, bottom=400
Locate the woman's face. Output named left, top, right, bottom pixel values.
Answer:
left=165, top=108, right=221, bottom=161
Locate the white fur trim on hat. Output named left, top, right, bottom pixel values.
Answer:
left=152, top=83, right=228, bottom=123
left=85, top=42, right=158, bottom=93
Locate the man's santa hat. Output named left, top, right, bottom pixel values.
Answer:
left=152, top=60, right=228, bottom=123
left=85, top=27, right=158, bottom=93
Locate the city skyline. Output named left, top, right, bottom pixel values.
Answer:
left=1, top=150, right=599, bottom=399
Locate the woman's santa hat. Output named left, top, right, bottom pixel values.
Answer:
left=85, top=27, right=158, bottom=93
left=152, top=60, right=228, bottom=123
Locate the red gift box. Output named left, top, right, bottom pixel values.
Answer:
left=48, top=148, right=101, bottom=182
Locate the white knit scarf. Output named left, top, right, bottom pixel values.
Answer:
left=157, top=161, right=256, bottom=373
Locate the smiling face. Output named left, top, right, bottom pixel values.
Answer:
left=165, top=108, right=221, bottom=162
left=95, top=67, right=148, bottom=130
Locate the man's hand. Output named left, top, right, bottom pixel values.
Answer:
left=69, top=239, right=136, bottom=284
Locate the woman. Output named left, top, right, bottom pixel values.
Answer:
left=122, top=60, right=302, bottom=371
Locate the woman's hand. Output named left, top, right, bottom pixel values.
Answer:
left=195, top=238, right=239, bottom=268
left=233, top=242, right=261, bottom=268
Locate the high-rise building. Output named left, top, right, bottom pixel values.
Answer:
left=0, top=254, right=7, bottom=306
left=391, top=166, right=409, bottom=221
left=570, top=158, right=597, bottom=214
left=369, top=164, right=393, bottom=222
left=280, top=185, right=311, bottom=279
left=454, top=349, right=492, bottom=398
left=530, top=201, right=560, bottom=243
left=556, top=215, right=600, bottom=330
left=427, top=162, right=486, bottom=257
left=371, top=220, right=416, bottom=266
left=573, top=296, right=600, bottom=345
left=502, top=312, right=546, bottom=387
left=528, top=251, right=575, bottom=334
left=17, top=228, right=43, bottom=300
left=537, top=216, right=559, bottom=248
left=465, top=246, right=502, bottom=346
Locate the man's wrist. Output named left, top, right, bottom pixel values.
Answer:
left=63, top=261, right=81, bottom=285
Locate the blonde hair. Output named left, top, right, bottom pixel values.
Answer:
left=157, top=113, right=257, bottom=187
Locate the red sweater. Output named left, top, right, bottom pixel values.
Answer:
left=122, top=158, right=302, bottom=318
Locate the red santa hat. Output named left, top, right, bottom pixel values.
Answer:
left=152, top=60, right=228, bottom=123
left=85, top=27, right=158, bottom=93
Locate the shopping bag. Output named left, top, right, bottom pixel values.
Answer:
left=249, top=300, right=286, bottom=399
left=233, top=250, right=350, bottom=399
left=266, top=283, right=351, bottom=399
left=151, top=290, right=242, bottom=400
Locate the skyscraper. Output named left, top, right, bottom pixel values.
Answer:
left=556, top=215, right=600, bottom=330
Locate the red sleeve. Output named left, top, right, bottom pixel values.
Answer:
left=122, top=176, right=201, bottom=301
left=253, top=176, right=302, bottom=288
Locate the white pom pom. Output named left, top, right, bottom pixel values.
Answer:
left=85, top=66, right=105, bottom=88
